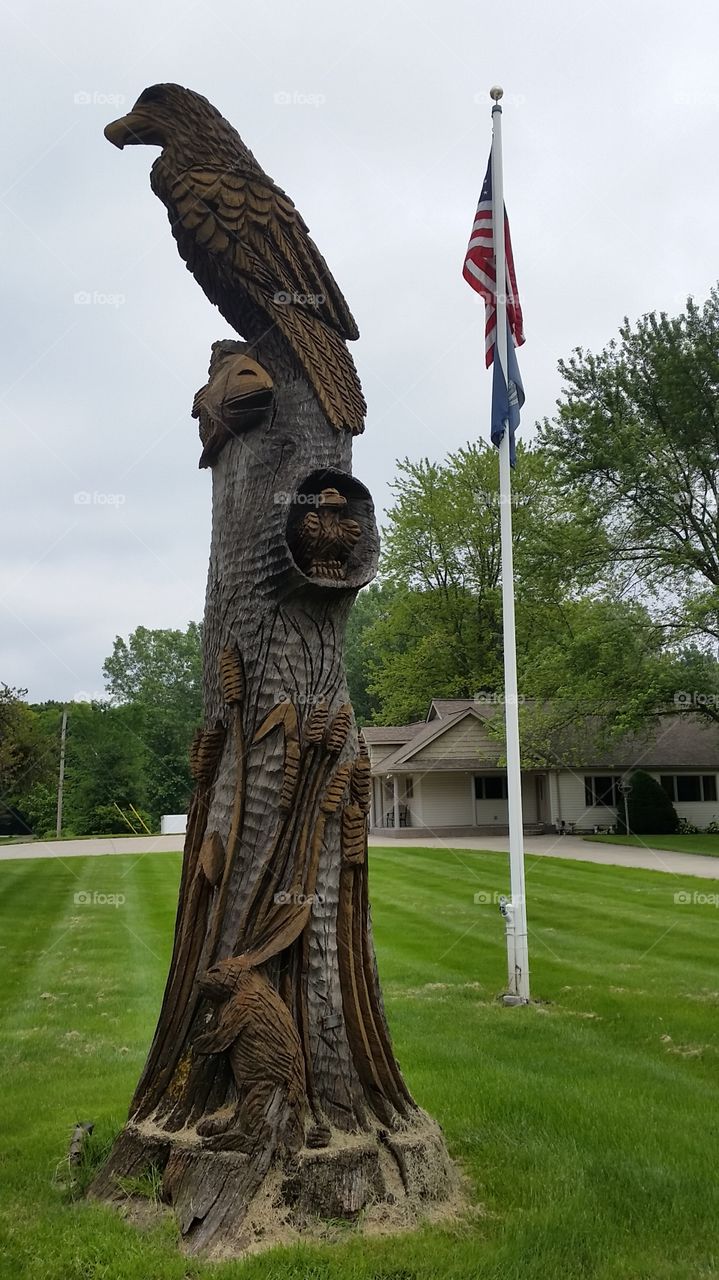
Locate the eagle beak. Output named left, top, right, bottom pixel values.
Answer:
left=104, top=111, right=162, bottom=149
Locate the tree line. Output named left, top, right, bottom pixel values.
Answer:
left=2, top=290, right=718, bottom=836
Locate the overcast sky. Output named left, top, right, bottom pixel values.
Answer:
left=1, top=0, right=717, bottom=703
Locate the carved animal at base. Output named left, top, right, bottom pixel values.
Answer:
left=194, top=958, right=306, bottom=1153
left=104, top=84, right=365, bottom=433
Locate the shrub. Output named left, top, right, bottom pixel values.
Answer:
left=677, top=817, right=700, bottom=835
left=616, top=770, right=679, bottom=835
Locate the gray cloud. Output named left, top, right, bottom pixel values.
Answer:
left=1, top=0, right=717, bottom=700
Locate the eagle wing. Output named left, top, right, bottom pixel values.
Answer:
left=159, top=165, right=366, bottom=432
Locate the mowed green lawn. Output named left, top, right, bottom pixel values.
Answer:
left=1, top=847, right=719, bottom=1280
left=585, top=832, right=719, bottom=857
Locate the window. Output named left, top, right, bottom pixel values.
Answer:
left=660, top=774, right=717, bottom=803
left=584, top=776, right=621, bottom=808
left=474, top=775, right=508, bottom=800
left=676, top=776, right=701, bottom=802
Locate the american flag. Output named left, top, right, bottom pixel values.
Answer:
left=463, top=147, right=525, bottom=367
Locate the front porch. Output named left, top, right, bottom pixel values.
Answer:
left=370, top=768, right=551, bottom=835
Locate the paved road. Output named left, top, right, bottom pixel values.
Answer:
left=368, top=833, right=719, bottom=880
left=0, top=834, right=182, bottom=861
left=1, top=831, right=718, bottom=880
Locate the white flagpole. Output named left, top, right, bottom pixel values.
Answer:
left=489, top=86, right=530, bottom=1003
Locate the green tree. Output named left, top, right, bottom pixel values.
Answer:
left=61, top=701, right=148, bottom=836
left=0, top=687, right=57, bottom=834
left=361, top=442, right=625, bottom=725
left=515, top=597, right=668, bottom=766
left=617, top=769, right=679, bottom=836
left=539, top=289, right=719, bottom=644
left=344, top=584, right=394, bottom=724
left=103, top=624, right=203, bottom=818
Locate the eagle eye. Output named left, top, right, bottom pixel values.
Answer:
left=136, top=85, right=167, bottom=107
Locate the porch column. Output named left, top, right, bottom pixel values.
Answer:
left=469, top=773, right=478, bottom=826
left=393, top=775, right=400, bottom=830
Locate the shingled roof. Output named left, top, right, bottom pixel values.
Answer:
left=361, top=723, right=425, bottom=745
left=365, top=702, right=719, bottom=774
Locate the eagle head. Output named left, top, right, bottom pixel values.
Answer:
left=104, top=83, right=250, bottom=168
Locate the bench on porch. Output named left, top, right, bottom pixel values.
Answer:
left=384, top=804, right=409, bottom=828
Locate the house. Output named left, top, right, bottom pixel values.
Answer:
left=364, top=698, right=719, bottom=836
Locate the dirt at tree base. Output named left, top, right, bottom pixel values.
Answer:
left=96, top=1112, right=470, bottom=1260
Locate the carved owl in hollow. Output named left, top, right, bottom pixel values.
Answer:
left=293, top=487, right=362, bottom=581
left=104, top=83, right=366, bottom=434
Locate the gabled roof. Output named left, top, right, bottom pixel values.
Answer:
left=426, top=698, right=478, bottom=721
left=362, top=723, right=424, bottom=745
left=372, top=705, right=497, bottom=773
left=367, top=701, right=719, bottom=774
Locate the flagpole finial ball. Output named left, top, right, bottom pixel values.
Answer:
left=490, top=86, right=504, bottom=102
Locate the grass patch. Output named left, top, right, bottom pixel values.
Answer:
left=584, top=832, right=719, bottom=856
left=1, top=847, right=718, bottom=1278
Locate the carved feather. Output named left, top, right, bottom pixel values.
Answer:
left=325, top=703, right=353, bottom=754
left=218, top=646, right=245, bottom=705
left=320, top=762, right=352, bottom=814
left=105, top=85, right=365, bottom=433
left=189, top=725, right=226, bottom=782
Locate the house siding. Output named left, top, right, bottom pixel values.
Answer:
left=556, top=770, right=719, bottom=830
left=410, top=716, right=499, bottom=764
left=418, top=773, right=474, bottom=827
left=370, top=743, right=408, bottom=765
left=474, top=775, right=538, bottom=825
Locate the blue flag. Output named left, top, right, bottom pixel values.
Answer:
left=491, top=319, right=524, bottom=466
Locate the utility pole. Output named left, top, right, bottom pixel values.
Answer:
left=56, top=707, right=68, bottom=838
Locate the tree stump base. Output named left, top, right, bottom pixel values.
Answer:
left=86, top=343, right=462, bottom=1257
left=89, top=1112, right=463, bottom=1258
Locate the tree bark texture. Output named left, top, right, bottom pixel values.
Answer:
left=90, top=339, right=456, bottom=1256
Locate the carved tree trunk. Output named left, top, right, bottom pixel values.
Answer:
left=90, top=340, right=455, bottom=1257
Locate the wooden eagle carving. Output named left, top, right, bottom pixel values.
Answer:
left=104, top=84, right=365, bottom=434
left=292, top=487, right=362, bottom=581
